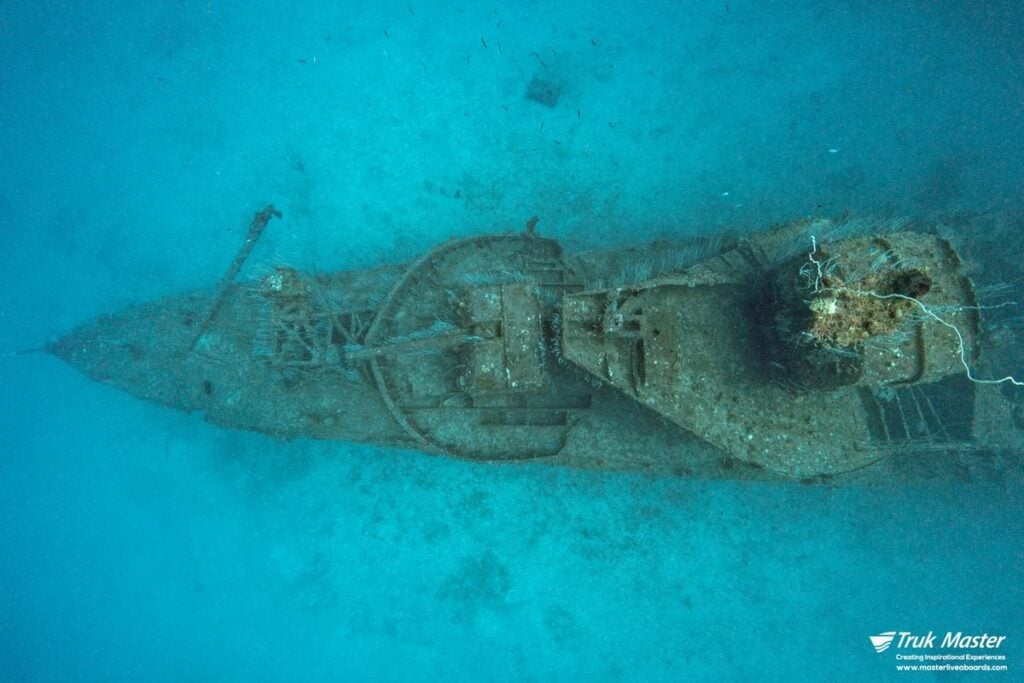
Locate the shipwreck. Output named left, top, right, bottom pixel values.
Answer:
left=46, top=207, right=1023, bottom=483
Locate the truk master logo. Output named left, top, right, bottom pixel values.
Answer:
left=869, top=630, right=1007, bottom=653
left=868, top=630, right=1010, bottom=673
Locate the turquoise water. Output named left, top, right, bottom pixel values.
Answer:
left=2, top=1, right=1022, bottom=680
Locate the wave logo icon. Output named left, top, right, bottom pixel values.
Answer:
left=870, top=631, right=897, bottom=653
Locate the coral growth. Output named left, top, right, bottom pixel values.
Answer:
left=806, top=268, right=931, bottom=347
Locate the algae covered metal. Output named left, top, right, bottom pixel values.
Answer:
left=47, top=210, right=1022, bottom=482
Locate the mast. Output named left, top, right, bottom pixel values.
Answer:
left=190, top=204, right=281, bottom=349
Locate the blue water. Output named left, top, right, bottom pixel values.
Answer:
left=2, top=1, right=1022, bottom=680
